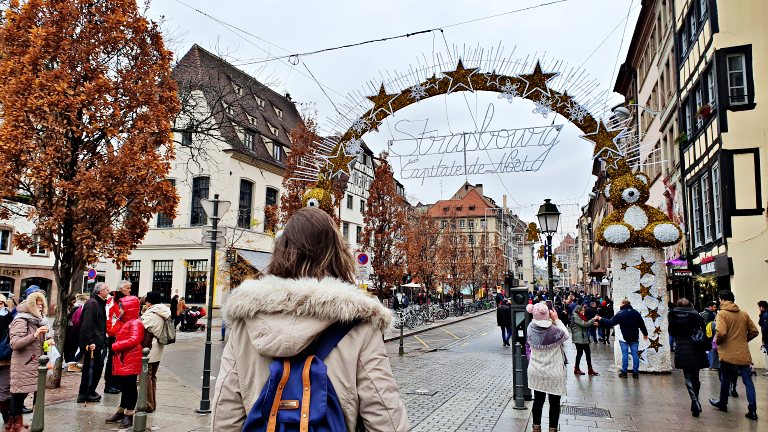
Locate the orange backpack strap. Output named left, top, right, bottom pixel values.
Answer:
left=266, top=359, right=291, bottom=432
left=300, top=355, right=314, bottom=432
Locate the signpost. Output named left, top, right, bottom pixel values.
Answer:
left=196, top=194, right=230, bottom=415
left=87, top=268, right=97, bottom=282
left=355, top=252, right=372, bottom=282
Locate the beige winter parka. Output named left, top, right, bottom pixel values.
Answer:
left=714, top=300, right=759, bottom=365
left=212, top=276, right=409, bottom=432
left=9, top=292, right=47, bottom=394
left=141, top=304, right=172, bottom=364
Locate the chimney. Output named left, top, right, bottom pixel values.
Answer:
left=475, top=183, right=483, bottom=196
left=285, top=92, right=292, bottom=101
left=503, top=194, right=507, bottom=210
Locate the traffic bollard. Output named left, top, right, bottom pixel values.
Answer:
left=133, top=348, right=150, bottom=432
left=31, top=355, right=48, bottom=432
left=512, top=343, right=526, bottom=410
left=398, top=311, right=405, bottom=356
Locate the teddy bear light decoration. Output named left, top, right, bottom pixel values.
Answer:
left=587, top=121, right=682, bottom=373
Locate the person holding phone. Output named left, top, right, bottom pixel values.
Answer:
left=8, top=291, right=48, bottom=431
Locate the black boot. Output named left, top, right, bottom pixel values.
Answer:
left=685, top=375, right=701, bottom=417
left=105, top=411, right=125, bottom=423
left=709, top=398, right=728, bottom=412
left=745, top=404, right=758, bottom=421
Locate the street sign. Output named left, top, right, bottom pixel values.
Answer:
left=200, top=236, right=225, bottom=247
left=200, top=198, right=231, bottom=219
left=355, top=252, right=372, bottom=280
left=87, top=268, right=97, bottom=280
left=201, top=226, right=227, bottom=238
left=356, top=253, right=369, bottom=266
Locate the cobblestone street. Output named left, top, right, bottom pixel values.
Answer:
left=26, top=312, right=768, bottom=431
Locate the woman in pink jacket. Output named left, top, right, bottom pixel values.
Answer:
left=212, top=207, right=409, bottom=431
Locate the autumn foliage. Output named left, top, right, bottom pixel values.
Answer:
left=280, top=120, right=320, bottom=224
left=361, top=154, right=407, bottom=299
left=403, top=212, right=441, bottom=291
left=0, top=0, right=179, bottom=386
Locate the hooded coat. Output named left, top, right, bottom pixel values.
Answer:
left=570, top=306, right=597, bottom=345
left=496, top=302, right=512, bottom=328
left=111, top=296, right=144, bottom=376
left=714, top=300, right=759, bottom=366
left=141, top=303, right=171, bottom=364
left=667, top=306, right=709, bottom=370
left=9, top=292, right=47, bottom=394
left=526, top=318, right=570, bottom=396
left=212, top=276, right=409, bottom=432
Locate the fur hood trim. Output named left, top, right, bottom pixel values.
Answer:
left=17, top=292, right=47, bottom=319
left=224, top=275, right=393, bottom=332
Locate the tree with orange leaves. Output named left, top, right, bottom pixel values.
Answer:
left=361, top=154, right=407, bottom=299
left=280, top=120, right=320, bottom=224
left=436, top=212, right=470, bottom=299
left=0, top=0, right=179, bottom=386
left=404, top=211, right=441, bottom=292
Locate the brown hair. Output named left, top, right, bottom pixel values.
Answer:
left=268, top=207, right=355, bottom=284
left=676, top=298, right=691, bottom=307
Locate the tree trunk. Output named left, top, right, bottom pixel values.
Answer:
left=49, top=270, right=78, bottom=388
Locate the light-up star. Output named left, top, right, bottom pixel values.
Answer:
left=645, top=307, right=661, bottom=322
left=600, top=153, right=622, bottom=171
left=442, top=59, right=479, bottom=94
left=582, top=120, right=624, bottom=159
left=653, top=326, right=663, bottom=335
left=620, top=262, right=629, bottom=271
left=517, top=61, right=558, bottom=97
left=648, top=337, right=663, bottom=352
left=322, top=143, right=357, bottom=178
left=366, top=84, right=398, bottom=116
left=635, top=283, right=653, bottom=300
left=633, top=257, right=656, bottom=278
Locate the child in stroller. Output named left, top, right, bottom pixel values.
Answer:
left=180, top=305, right=207, bottom=332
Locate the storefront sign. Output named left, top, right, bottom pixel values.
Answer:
left=0, top=268, right=21, bottom=277
left=694, top=255, right=733, bottom=277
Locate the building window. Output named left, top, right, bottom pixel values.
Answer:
left=469, top=220, right=475, bottom=230
left=152, top=260, right=173, bottom=300
left=244, top=132, right=255, bottom=150
left=191, top=176, right=209, bottom=226
left=356, top=226, right=362, bottom=244
left=680, top=26, right=688, bottom=58
left=273, top=145, right=284, bottom=162
left=181, top=130, right=193, bottom=146
left=726, top=54, right=748, bottom=105
left=689, top=12, right=697, bottom=43
left=274, top=107, right=283, bottom=119
left=255, top=95, right=265, bottom=108
left=0, top=228, right=12, bottom=254
left=247, top=114, right=257, bottom=126
left=468, top=234, right=475, bottom=245
left=694, top=86, right=703, bottom=127
left=359, top=199, right=365, bottom=213
left=459, top=220, right=465, bottom=228
left=185, top=260, right=208, bottom=304
left=342, top=222, right=350, bottom=240
left=266, top=187, right=279, bottom=207
left=121, top=261, right=140, bottom=295
left=233, top=83, right=242, bottom=96
left=238, top=180, right=253, bottom=229
left=707, top=68, right=716, bottom=106
left=712, top=162, right=722, bottom=239
left=683, top=102, right=692, bottom=137
left=701, top=173, right=712, bottom=243
left=346, top=194, right=353, bottom=210
left=157, top=179, right=175, bottom=228
left=440, top=220, right=446, bottom=229
left=30, top=234, right=47, bottom=256
left=690, top=183, right=702, bottom=247
left=268, top=123, right=278, bottom=136
left=223, top=102, right=234, bottom=116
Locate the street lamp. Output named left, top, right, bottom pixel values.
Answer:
left=536, top=199, right=560, bottom=295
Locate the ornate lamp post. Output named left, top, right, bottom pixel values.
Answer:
left=536, top=199, right=561, bottom=295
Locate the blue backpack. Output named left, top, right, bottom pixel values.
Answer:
left=242, top=321, right=358, bottom=432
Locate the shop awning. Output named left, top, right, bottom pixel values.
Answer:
left=236, top=249, right=272, bottom=272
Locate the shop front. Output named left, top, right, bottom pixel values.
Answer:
left=693, top=255, right=733, bottom=307
left=0, top=264, right=56, bottom=302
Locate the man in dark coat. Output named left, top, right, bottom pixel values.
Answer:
left=77, top=282, right=109, bottom=403
left=585, top=301, right=599, bottom=343
left=601, top=299, right=648, bottom=378
left=669, top=298, right=709, bottom=417
left=497, top=300, right=513, bottom=346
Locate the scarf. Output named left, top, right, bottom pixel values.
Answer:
left=527, top=320, right=567, bottom=350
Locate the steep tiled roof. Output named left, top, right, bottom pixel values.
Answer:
left=173, top=44, right=302, bottom=168
left=426, top=188, right=496, bottom=218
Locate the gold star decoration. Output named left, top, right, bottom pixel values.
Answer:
left=633, top=257, right=656, bottom=278
left=620, top=262, right=629, bottom=271
left=600, top=153, right=622, bottom=171
left=645, top=306, right=660, bottom=322
left=635, top=283, right=652, bottom=300
left=517, top=61, right=558, bottom=97
left=322, top=142, right=357, bottom=177
left=366, top=84, right=398, bottom=116
left=441, top=59, right=479, bottom=94
left=582, top=120, right=623, bottom=159
left=648, top=337, right=663, bottom=352
left=656, top=295, right=664, bottom=303
left=653, top=326, right=663, bottom=335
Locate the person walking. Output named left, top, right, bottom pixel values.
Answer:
left=570, top=305, right=599, bottom=376
left=8, top=291, right=48, bottom=432
left=105, top=295, right=144, bottom=428
left=526, top=302, right=569, bottom=432
left=169, top=292, right=179, bottom=328
left=668, top=298, right=709, bottom=417
left=211, top=208, right=409, bottom=431
left=497, top=299, right=513, bottom=346
left=139, top=291, right=170, bottom=413
left=602, top=299, right=648, bottom=378
left=758, top=300, right=768, bottom=375
left=701, top=301, right=718, bottom=369
left=708, top=290, right=760, bottom=420
left=0, top=295, right=14, bottom=429
left=77, top=282, right=109, bottom=403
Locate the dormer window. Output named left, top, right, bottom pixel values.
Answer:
left=274, top=107, right=283, bottom=119
left=223, top=102, right=234, bottom=116
left=268, top=123, right=278, bottom=136
left=247, top=114, right=257, bottom=126
left=456, top=206, right=462, bottom=211
left=244, top=131, right=255, bottom=150
left=233, top=83, right=242, bottom=96
left=443, top=206, right=449, bottom=212
left=255, top=96, right=265, bottom=108
left=469, top=205, right=476, bottom=210
left=273, top=144, right=284, bottom=162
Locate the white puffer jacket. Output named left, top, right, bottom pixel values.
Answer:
left=140, top=303, right=171, bottom=364
left=212, top=276, right=409, bottom=432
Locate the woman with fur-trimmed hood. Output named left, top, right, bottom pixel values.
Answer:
left=212, top=208, right=409, bottom=432
left=9, top=291, right=48, bottom=431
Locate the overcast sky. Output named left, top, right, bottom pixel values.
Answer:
left=149, top=0, right=641, bottom=241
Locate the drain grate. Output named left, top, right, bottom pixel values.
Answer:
left=403, top=389, right=438, bottom=396
left=560, top=405, right=611, bottom=418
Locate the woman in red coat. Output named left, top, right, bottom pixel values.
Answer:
left=105, top=295, right=144, bottom=428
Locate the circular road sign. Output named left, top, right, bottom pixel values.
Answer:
left=357, top=253, right=369, bottom=266
left=87, top=268, right=97, bottom=280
